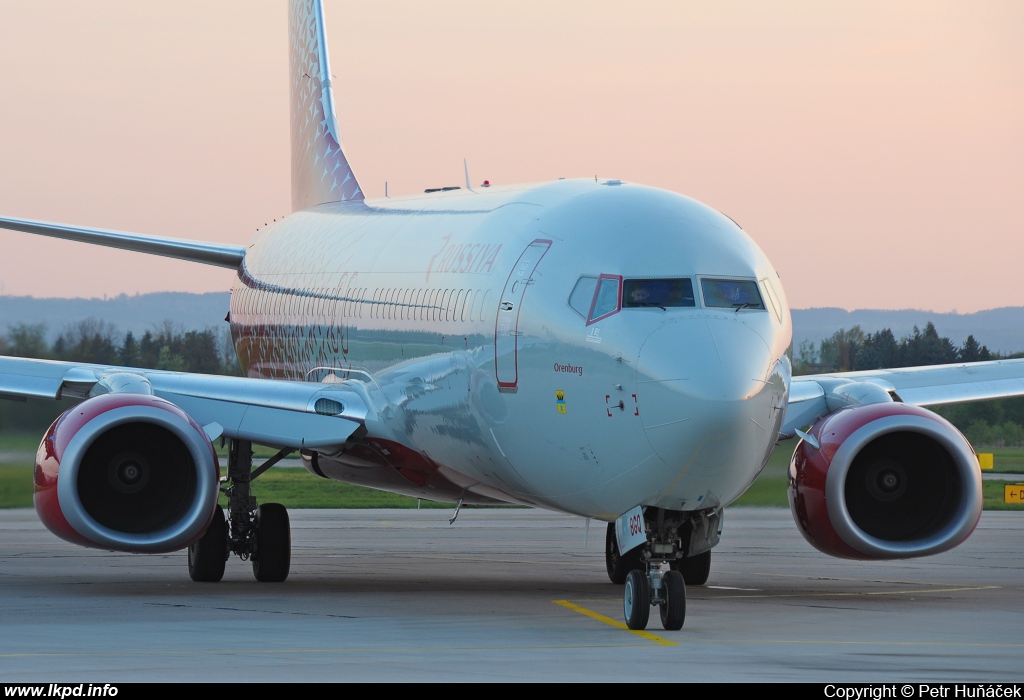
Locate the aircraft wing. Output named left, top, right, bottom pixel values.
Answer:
left=0, top=356, right=369, bottom=450
left=0, top=216, right=246, bottom=269
left=782, top=357, right=1024, bottom=437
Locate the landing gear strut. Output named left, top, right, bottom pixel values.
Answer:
left=608, top=506, right=722, bottom=631
left=187, top=439, right=292, bottom=583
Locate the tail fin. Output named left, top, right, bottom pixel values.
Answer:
left=289, top=0, right=363, bottom=210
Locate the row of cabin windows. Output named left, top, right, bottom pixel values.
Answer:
left=236, top=285, right=372, bottom=320
left=235, top=285, right=490, bottom=324
left=368, top=287, right=491, bottom=323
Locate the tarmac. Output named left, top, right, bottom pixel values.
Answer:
left=0, top=507, right=1020, bottom=682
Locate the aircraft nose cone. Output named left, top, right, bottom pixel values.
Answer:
left=637, top=316, right=771, bottom=402
left=636, top=316, right=774, bottom=467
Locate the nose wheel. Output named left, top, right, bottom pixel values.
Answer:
left=623, top=570, right=650, bottom=630
left=623, top=567, right=686, bottom=631
left=659, top=570, right=686, bottom=630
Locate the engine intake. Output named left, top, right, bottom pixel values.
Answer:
left=788, top=402, right=982, bottom=560
left=34, top=393, right=220, bottom=553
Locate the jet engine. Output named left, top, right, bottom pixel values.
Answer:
left=788, top=402, right=982, bottom=559
left=34, top=393, right=220, bottom=553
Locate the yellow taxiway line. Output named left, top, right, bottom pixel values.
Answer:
left=553, top=599, right=677, bottom=646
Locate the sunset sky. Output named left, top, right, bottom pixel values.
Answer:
left=0, top=1, right=1021, bottom=312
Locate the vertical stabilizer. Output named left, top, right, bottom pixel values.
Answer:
left=289, top=0, right=363, bottom=210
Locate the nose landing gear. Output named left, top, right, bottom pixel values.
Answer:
left=623, top=564, right=686, bottom=631
left=609, top=506, right=722, bottom=630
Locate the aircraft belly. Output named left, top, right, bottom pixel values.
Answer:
left=311, top=453, right=509, bottom=505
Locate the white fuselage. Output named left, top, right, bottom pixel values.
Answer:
left=229, top=178, right=793, bottom=519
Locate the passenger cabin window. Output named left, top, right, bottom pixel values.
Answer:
left=700, top=278, right=765, bottom=310
left=622, top=279, right=695, bottom=308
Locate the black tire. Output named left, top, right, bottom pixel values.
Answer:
left=606, top=523, right=645, bottom=584
left=188, top=506, right=227, bottom=583
left=672, top=549, right=711, bottom=586
left=659, top=570, right=686, bottom=630
left=252, top=503, right=290, bottom=583
left=623, top=569, right=651, bottom=631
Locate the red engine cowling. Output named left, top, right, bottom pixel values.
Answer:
left=34, top=393, right=220, bottom=553
left=788, top=402, right=982, bottom=560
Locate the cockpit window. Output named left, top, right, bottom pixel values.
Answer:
left=588, top=275, right=622, bottom=324
left=623, top=279, right=695, bottom=308
left=700, top=278, right=765, bottom=310
left=760, top=277, right=782, bottom=321
left=568, top=277, right=597, bottom=317
left=569, top=274, right=622, bottom=324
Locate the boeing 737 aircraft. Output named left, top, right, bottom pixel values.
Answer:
left=2, top=0, right=1024, bottom=632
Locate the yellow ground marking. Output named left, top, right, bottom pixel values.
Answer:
left=552, top=599, right=677, bottom=646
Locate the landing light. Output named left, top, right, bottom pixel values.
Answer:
left=314, top=398, right=344, bottom=416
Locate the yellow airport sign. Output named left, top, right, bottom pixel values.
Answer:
left=1005, top=485, right=1024, bottom=504
left=977, top=453, right=993, bottom=470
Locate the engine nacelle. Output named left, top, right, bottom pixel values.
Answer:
left=34, top=393, right=220, bottom=553
left=788, top=402, right=982, bottom=560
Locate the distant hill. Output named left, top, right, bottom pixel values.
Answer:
left=1, top=294, right=1022, bottom=355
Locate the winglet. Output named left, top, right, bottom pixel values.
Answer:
left=289, top=0, right=364, bottom=210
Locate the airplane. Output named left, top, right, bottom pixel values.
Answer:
left=2, top=0, right=1024, bottom=632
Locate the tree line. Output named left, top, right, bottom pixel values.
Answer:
left=795, top=322, right=1024, bottom=447
left=2, top=318, right=1022, bottom=446
left=0, top=319, right=240, bottom=376
left=0, top=320, right=239, bottom=432
left=793, top=322, right=995, bottom=374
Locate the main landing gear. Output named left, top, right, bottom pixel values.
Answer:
left=188, top=439, right=292, bottom=583
left=606, top=507, right=723, bottom=631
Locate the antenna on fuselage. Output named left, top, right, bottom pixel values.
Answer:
left=464, top=158, right=473, bottom=192
left=385, top=181, right=388, bottom=198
